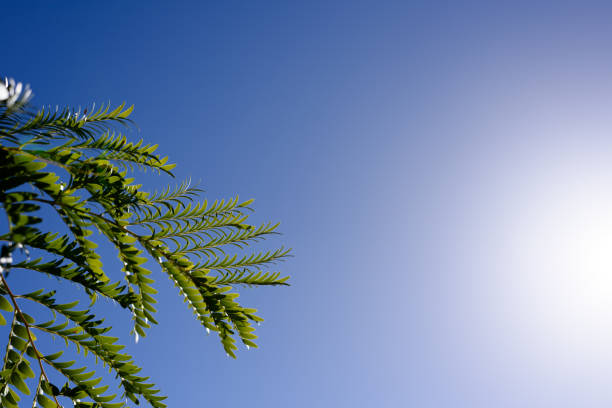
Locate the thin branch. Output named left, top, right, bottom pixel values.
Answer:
left=0, top=274, right=62, bottom=407
left=31, top=373, right=43, bottom=408
left=1, top=312, right=17, bottom=372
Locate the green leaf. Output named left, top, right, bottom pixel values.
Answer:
left=37, top=394, right=58, bottom=408
left=0, top=296, right=14, bottom=312
left=9, top=372, right=29, bottom=395
left=13, top=324, right=30, bottom=340
left=17, top=361, right=35, bottom=379
left=17, top=312, right=34, bottom=325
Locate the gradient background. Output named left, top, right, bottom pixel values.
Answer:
left=4, top=1, right=612, bottom=407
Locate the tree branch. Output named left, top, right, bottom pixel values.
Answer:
left=0, top=275, right=62, bottom=407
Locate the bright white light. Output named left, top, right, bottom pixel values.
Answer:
left=504, top=158, right=612, bottom=362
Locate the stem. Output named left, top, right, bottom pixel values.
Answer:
left=31, top=373, right=43, bottom=408
left=0, top=275, right=62, bottom=407
left=1, top=312, right=17, bottom=372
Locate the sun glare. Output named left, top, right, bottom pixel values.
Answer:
left=502, top=158, right=612, bottom=363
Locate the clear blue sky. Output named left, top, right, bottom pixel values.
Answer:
left=5, top=1, right=612, bottom=407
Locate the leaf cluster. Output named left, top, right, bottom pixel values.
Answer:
left=0, top=77, right=290, bottom=407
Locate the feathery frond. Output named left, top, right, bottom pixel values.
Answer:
left=0, top=76, right=290, bottom=407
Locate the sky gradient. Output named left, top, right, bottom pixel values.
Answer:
left=5, top=1, right=612, bottom=406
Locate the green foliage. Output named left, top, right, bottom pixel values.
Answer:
left=0, top=77, right=290, bottom=407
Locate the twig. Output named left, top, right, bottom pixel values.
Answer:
left=0, top=274, right=62, bottom=407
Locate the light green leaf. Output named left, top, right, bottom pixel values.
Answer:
left=0, top=296, right=14, bottom=312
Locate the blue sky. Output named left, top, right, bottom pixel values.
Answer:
left=5, top=1, right=612, bottom=406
